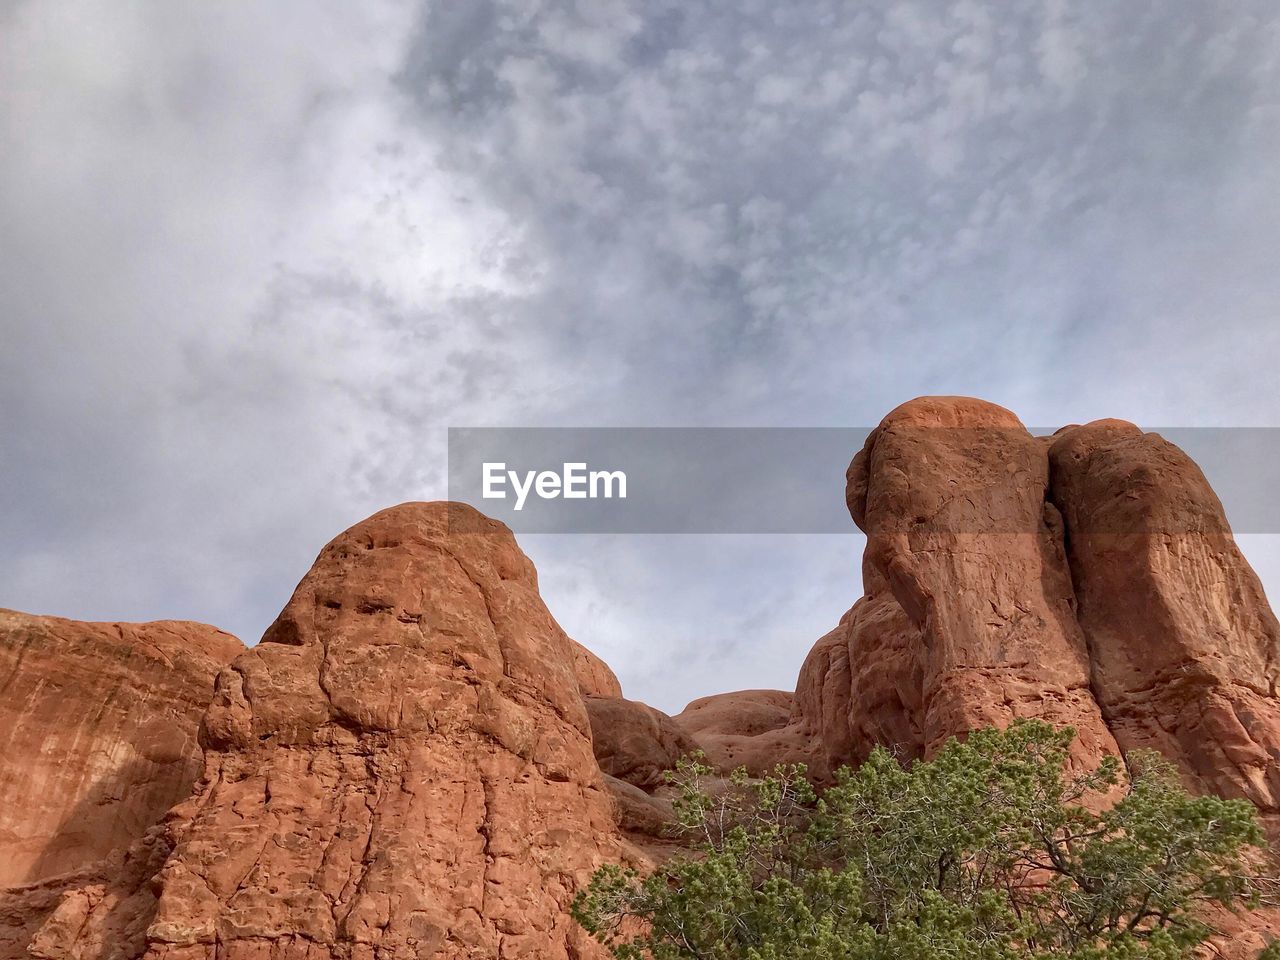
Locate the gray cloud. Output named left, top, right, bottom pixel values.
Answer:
left=397, top=0, right=1280, bottom=426
left=1, top=0, right=1278, bottom=712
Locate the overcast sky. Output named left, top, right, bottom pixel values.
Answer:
left=3, top=1, right=1279, bottom=713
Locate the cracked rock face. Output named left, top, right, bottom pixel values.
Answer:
left=5, top=398, right=1280, bottom=960
left=793, top=397, right=1280, bottom=828
left=794, top=398, right=1124, bottom=773
left=38, top=503, right=622, bottom=960
left=0, top=610, right=243, bottom=959
left=0, top=611, right=242, bottom=890
left=1049, top=420, right=1280, bottom=819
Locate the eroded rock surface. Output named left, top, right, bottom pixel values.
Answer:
left=570, top=641, right=622, bottom=699
left=795, top=397, right=1123, bottom=773
left=1049, top=420, right=1280, bottom=815
left=0, top=610, right=242, bottom=960
left=22, top=503, right=624, bottom=960
left=792, top=397, right=1280, bottom=834
left=792, top=593, right=922, bottom=777
left=677, top=690, right=791, bottom=741
left=673, top=690, right=815, bottom=776
left=0, top=611, right=242, bottom=889
left=585, top=696, right=698, bottom=791
left=6, top=396, right=1280, bottom=960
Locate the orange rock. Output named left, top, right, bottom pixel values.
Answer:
left=0, top=610, right=241, bottom=959
left=585, top=696, right=698, bottom=790
left=677, top=689, right=791, bottom=739
left=0, top=610, right=242, bottom=888
left=136, top=503, right=621, bottom=960
left=6, top=398, right=1280, bottom=960
left=570, top=641, right=623, bottom=699
left=792, top=593, right=924, bottom=776
left=1049, top=420, right=1280, bottom=816
left=796, top=397, right=1123, bottom=773
left=673, top=690, right=817, bottom=776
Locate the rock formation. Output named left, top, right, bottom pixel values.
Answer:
left=1049, top=420, right=1280, bottom=818
left=582, top=697, right=692, bottom=862
left=143, top=502, right=623, bottom=960
left=568, top=643, right=622, bottom=700
left=0, top=611, right=243, bottom=888
left=789, top=398, right=1280, bottom=827
left=0, top=610, right=242, bottom=957
left=584, top=696, right=698, bottom=791
left=792, top=397, right=1124, bottom=776
left=2, top=504, right=627, bottom=960
left=673, top=690, right=813, bottom=776
left=4, top=396, right=1280, bottom=959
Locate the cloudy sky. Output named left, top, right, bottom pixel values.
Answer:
left=2, top=1, right=1279, bottom=712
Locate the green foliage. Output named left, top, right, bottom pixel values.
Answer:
left=572, top=721, right=1274, bottom=960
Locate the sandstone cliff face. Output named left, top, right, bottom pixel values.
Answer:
left=569, top=643, right=622, bottom=699
left=792, top=397, right=1280, bottom=826
left=1049, top=420, right=1280, bottom=815
left=129, top=502, right=621, bottom=960
left=0, top=611, right=242, bottom=888
left=795, top=397, right=1123, bottom=775
left=5, top=504, right=625, bottom=960
left=791, top=589, right=921, bottom=777
left=0, top=610, right=242, bottom=959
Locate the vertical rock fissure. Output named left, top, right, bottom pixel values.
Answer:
left=1044, top=460, right=1129, bottom=779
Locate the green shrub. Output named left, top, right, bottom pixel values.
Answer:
left=573, top=721, right=1277, bottom=960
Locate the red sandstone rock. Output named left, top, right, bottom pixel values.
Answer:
left=597, top=774, right=682, bottom=864
left=672, top=690, right=816, bottom=776
left=585, top=696, right=698, bottom=790
left=0, top=610, right=241, bottom=960
left=570, top=641, right=623, bottom=699
left=12, top=824, right=179, bottom=960
left=795, top=397, right=1123, bottom=773
left=794, top=399, right=1280, bottom=821
left=677, top=689, right=791, bottom=739
left=0, top=610, right=242, bottom=889
left=127, top=502, right=623, bottom=960
left=783, top=397, right=1280, bottom=957
left=792, top=590, right=924, bottom=776
left=7, top=397, right=1280, bottom=960
left=1049, top=420, right=1280, bottom=815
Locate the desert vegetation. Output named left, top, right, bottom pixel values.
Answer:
left=574, top=721, right=1279, bottom=960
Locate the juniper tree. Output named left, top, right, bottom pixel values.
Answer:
left=573, top=720, right=1279, bottom=960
